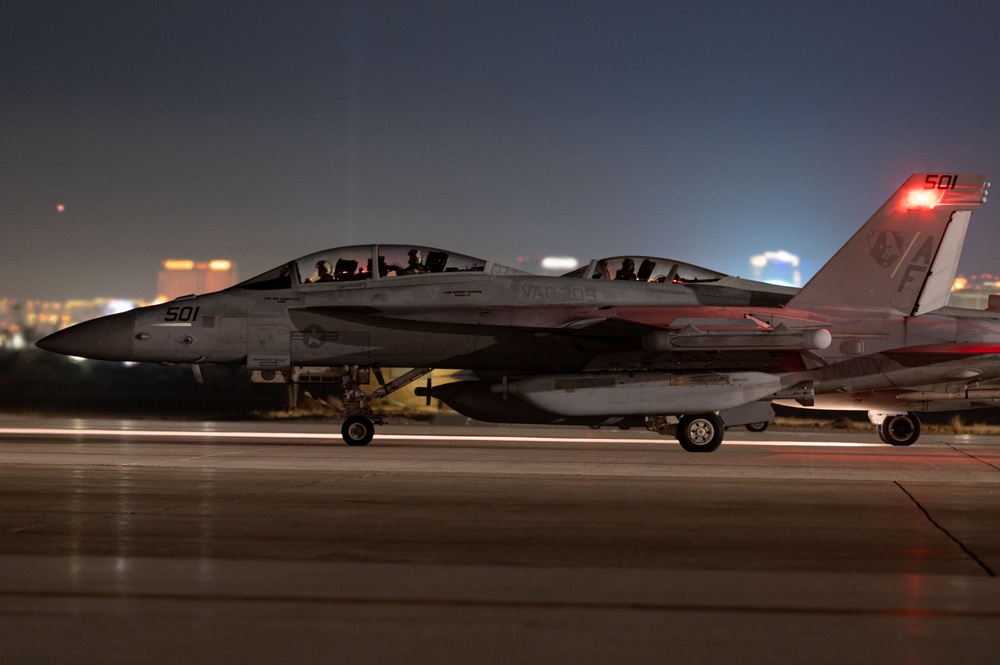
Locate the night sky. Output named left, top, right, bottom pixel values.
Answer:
left=4, top=1, right=1000, bottom=301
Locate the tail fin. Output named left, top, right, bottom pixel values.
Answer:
left=787, top=173, right=988, bottom=315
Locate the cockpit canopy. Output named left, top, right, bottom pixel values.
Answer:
left=565, top=256, right=727, bottom=283
left=238, top=244, right=504, bottom=290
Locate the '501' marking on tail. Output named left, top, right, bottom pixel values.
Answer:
left=924, top=174, right=958, bottom=189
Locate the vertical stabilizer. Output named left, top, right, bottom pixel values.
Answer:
left=787, top=174, right=988, bottom=315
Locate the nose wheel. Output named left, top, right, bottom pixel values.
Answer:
left=342, top=415, right=376, bottom=446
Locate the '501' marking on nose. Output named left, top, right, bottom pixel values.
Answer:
left=164, top=306, right=200, bottom=322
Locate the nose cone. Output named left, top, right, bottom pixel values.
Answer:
left=36, top=311, right=136, bottom=360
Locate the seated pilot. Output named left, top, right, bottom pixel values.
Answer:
left=615, top=258, right=637, bottom=280
left=401, top=249, right=428, bottom=275
left=637, top=259, right=655, bottom=281
left=313, top=260, right=334, bottom=282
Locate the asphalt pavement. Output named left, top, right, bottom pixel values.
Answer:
left=0, top=416, right=997, bottom=664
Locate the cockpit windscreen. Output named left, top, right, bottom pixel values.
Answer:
left=582, top=256, right=726, bottom=283
left=236, top=244, right=489, bottom=290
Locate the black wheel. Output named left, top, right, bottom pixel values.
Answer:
left=745, top=421, right=769, bottom=433
left=341, top=415, right=375, bottom=446
left=677, top=413, right=724, bottom=452
left=882, top=412, right=921, bottom=446
left=875, top=422, right=888, bottom=444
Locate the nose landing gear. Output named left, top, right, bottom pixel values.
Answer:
left=342, top=415, right=377, bottom=446
left=331, top=366, right=433, bottom=446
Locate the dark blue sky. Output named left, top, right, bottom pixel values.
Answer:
left=4, top=1, right=1000, bottom=300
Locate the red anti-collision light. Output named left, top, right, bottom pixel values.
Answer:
left=907, top=190, right=938, bottom=209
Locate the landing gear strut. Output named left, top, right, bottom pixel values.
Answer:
left=334, top=366, right=433, bottom=446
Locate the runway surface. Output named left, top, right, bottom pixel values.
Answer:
left=0, top=415, right=998, bottom=664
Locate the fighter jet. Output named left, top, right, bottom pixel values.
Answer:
left=38, top=173, right=994, bottom=451
left=572, top=252, right=1000, bottom=443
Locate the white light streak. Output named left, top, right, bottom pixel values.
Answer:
left=0, top=427, right=882, bottom=447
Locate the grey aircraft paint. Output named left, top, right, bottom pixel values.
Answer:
left=38, top=174, right=995, bottom=451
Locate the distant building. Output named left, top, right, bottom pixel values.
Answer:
left=750, top=250, right=802, bottom=287
left=157, top=260, right=238, bottom=301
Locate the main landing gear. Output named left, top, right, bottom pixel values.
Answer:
left=676, top=413, right=725, bottom=453
left=869, top=411, right=921, bottom=446
left=335, top=367, right=433, bottom=446
left=645, top=413, right=726, bottom=452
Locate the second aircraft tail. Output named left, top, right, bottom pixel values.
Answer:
left=787, top=173, right=989, bottom=316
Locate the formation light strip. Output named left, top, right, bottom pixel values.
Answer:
left=0, top=427, right=882, bottom=447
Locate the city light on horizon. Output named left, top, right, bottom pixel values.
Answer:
left=750, top=250, right=803, bottom=287
left=540, top=256, right=580, bottom=272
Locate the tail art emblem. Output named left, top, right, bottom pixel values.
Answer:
left=869, top=231, right=904, bottom=268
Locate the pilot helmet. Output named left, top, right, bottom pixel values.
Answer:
left=407, top=249, right=423, bottom=262
left=316, top=260, right=332, bottom=272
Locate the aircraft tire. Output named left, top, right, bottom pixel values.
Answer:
left=745, top=421, right=769, bottom=433
left=677, top=413, right=724, bottom=452
left=875, top=423, right=888, bottom=444
left=342, top=416, right=375, bottom=446
left=882, top=412, right=921, bottom=446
